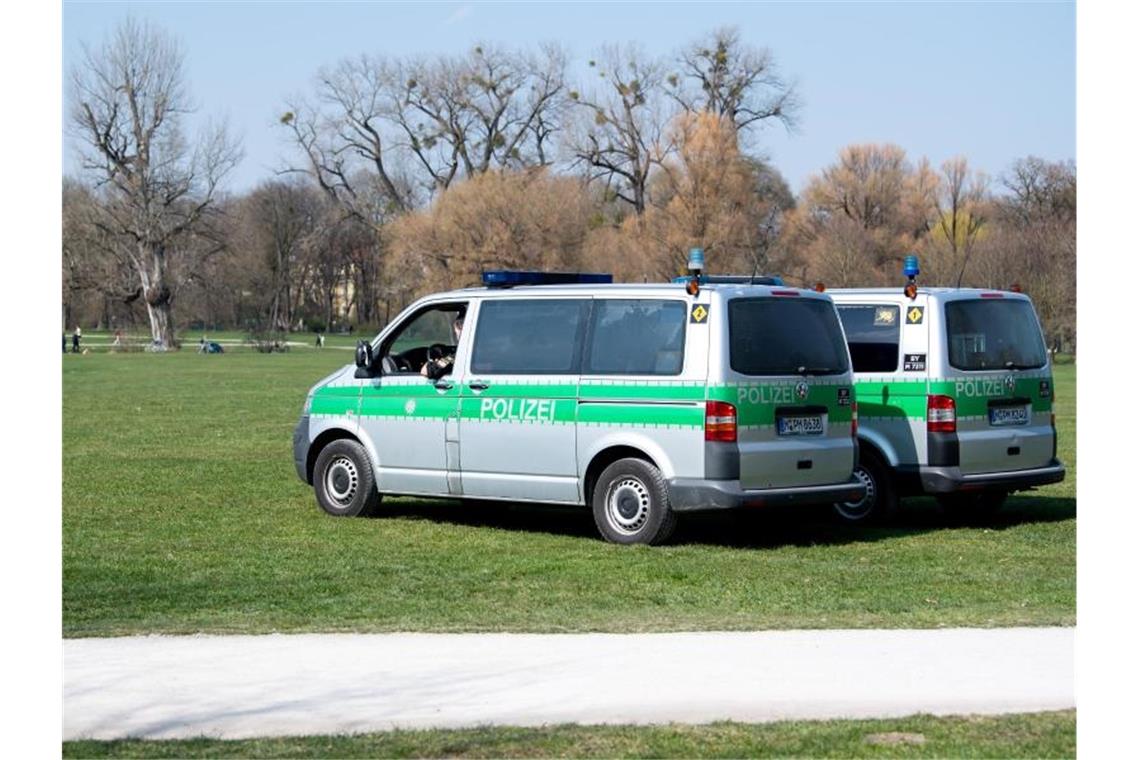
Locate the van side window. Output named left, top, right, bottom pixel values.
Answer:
left=836, top=304, right=901, bottom=373
left=584, top=299, right=685, bottom=376
left=471, top=299, right=589, bottom=374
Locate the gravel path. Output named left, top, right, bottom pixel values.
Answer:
left=64, top=627, right=1074, bottom=740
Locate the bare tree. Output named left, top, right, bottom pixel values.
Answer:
left=70, top=18, right=241, bottom=349
left=282, top=44, right=567, bottom=214
left=987, top=157, right=1076, bottom=351
left=1000, top=156, right=1076, bottom=225
left=280, top=58, right=413, bottom=224
left=668, top=27, right=799, bottom=135
left=235, top=180, right=323, bottom=331
left=63, top=178, right=140, bottom=329
left=928, top=157, right=989, bottom=287
left=569, top=45, right=675, bottom=215
left=393, top=44, right=568, bottom=187
left=786, top=144, right=932, bottom=285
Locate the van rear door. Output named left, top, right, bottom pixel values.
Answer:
left=719, top=295, right=856, bottom=489
left=937, top=295, right=1054, bottom=474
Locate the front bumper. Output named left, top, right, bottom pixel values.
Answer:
left=919, top=458, right=1066, bottom=494
left=293, top=415, right=311, bottom=484
left=667, top=476, right=866, bottom=512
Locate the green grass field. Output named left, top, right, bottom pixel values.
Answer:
left=62, top=349, right=1075, bottom=637
left=62, top=711, right=1075, bottom=758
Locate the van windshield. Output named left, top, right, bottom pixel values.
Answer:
left=729, top=297, right=850, bottom=376
left=945, top=298, right=1047, bottom=371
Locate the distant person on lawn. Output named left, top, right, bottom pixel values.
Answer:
left=72, top=326, right=81, bottom=353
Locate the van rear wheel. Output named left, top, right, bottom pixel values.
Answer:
left=592, top=458, right=677, bottom=545
left=313, top=439, right=381, bottom=517
left=833, top=448, right=897, bottom=524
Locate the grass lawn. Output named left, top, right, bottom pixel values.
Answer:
left=62, top=711, right=1075, bottom=758
left=62, top=351, right=1075, bottom=637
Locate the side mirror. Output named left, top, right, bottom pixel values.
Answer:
left=354, top=340, right=375, bottom=378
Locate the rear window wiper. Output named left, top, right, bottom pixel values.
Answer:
left=1003, top=361, right=1045, bottom=370
left=796, top=366, right=841, bottom=376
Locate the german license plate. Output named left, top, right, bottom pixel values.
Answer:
left=989, top=406, right=1028, bottom=426
left=777, top=415, right=824, bottom=436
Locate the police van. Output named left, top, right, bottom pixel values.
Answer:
left=828, top=257, right=1065, bottom=523
left=293, top=264, right=865, bottom=544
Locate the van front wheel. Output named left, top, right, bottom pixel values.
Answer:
left=313, top=439, right=381, bottom=517
left=592, top=458, right=677, bottom=545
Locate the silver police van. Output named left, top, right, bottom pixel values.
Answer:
left=828, top=257, right=1065, bottom=523
left=293, top=267, right=865, bottom=544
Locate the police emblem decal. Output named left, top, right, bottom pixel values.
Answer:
left=1004, top=375, right=1016, bottom=395
left=795, top=381, right=809, bottom=401
left=404, top=399, right=417, bottom=415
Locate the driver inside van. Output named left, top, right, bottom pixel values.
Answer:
left=420, top=311, right=464, bottom=379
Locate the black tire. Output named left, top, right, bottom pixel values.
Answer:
left=313, top=439, right=382, bottom=517
left=592, top=458, right=677, bottom=545
left=937, top=491, right=1007, bottom=524
left=832, top=447, right=898, bottom=525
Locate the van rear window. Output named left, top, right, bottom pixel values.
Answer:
left=945, top=299, right=1047, bottom=371
left=729, top=297, right=850, bottom=376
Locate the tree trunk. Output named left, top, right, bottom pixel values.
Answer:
left=145, top=300, right=175, bottom=349
left=141, top=242, right=177, bottom=349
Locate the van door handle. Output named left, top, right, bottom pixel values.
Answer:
left=434, top=379, right=454, bottom=391
left=468, top=381, right=490, bottom=391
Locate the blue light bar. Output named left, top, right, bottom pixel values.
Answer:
left=482, top=270, right=613, bottom=288
left=670, top=274, right=785, bottom=286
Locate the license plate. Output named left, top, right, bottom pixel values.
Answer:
left=989, top=406, right=1028, bottom=426
left=777, top=415, right=824, bottom=436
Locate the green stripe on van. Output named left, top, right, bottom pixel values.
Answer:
left=854, top=374, right=1054, bottom=420
left=324, top=379, right=856, bottom=429
left=577, top=402, right=704, bottom=427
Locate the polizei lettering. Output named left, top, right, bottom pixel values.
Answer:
left=737, top=385, right=795, bottom=405
left=954, top=378, right=1009, bottom=398
left=480, top=397, right=557, bottom=422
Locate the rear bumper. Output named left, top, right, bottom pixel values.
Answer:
left=293, top=415, right=311, bottom=484
left=667, top=476, right=866, bottom=512
left=918, top=458, right=1066, bottom=494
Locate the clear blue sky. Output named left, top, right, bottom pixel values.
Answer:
left=62, top=0, right=1075, bottom=194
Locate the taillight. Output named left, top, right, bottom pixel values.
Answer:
left=851, top=401, right=858, bottom=439
left=705, top=401, right=737, bottom=442
left=927, top=394, right=956, bottom=433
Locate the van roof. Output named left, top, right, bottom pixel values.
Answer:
left=438, top=282, right=832, bottom=299
left=828, top=287, right=1031, bottom=299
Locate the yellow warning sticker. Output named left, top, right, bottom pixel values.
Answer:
left=690, top=304, right=709, bottom=323
left=906, top=306, right=924, bottom=324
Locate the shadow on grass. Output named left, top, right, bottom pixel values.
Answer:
left=373, top=492, right=1075, bottom=550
